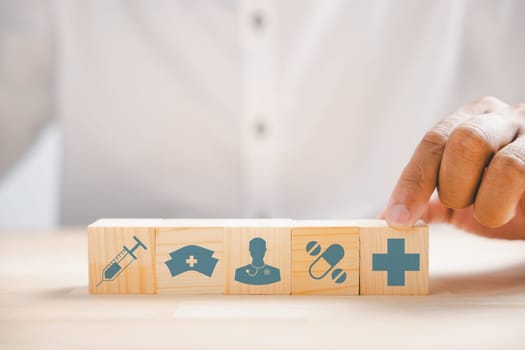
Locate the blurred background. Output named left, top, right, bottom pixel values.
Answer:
left=0, top=123, right=59, bottom=228
left=1, top=0, right=524, bottom=230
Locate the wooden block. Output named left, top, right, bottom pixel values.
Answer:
left=224, top=220, right=291, bottom=295
left=156, top=220, right=225, bottom=294
left=88, top=219, right=158, bottom=294
left=291, top=221, right=359, bottom=295
left=359, top=220, right=428, bottom=296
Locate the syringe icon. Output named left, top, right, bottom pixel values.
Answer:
left=96, top=235, right=147, bottom=287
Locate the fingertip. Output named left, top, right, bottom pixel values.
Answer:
left=385, top=203, right=414, bottom=229
left=473, top=206, right=510, bottom=229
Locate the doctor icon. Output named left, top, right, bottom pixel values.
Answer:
left=235, top=237, right=281, bottom=285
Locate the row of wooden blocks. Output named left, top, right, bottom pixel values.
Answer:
left=88, top=219, right=429, bottom=295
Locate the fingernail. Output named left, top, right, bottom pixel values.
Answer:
left=387, top=204, right=411, bottom=227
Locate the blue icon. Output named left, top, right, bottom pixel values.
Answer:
left=235, top=237, right=281, bottom=285
left=306, top=241, right=347, bottom=284
left=372, top=238, right=420, bottom=286
left=165, top=245, right=218, bottom=277
left=97, top=235, right=147, bottom=287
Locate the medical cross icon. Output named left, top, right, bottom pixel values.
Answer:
left=186, top=255, right=198, bottom=268
left=372, top=238, right=420, bottom=286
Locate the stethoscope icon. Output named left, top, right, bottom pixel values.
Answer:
left=306, top=241, right=347, bottom=284
left=245, top=264, right=270, bottom=277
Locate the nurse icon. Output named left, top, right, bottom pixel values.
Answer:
left=235, top=237, right=281, bottom=285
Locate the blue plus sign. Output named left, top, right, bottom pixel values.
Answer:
left=372, top=239, right=420, bottom=286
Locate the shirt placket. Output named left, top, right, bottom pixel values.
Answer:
left=240, top=0, right=279, bottom=218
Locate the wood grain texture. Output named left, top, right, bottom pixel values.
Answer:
left=156, top=226, right=225, bottom=294
left=225, top=224, right=291, bottom=295
left=88, top=225, right=156, bottom=294
left=291, top=226, right=359, bottom=295
left=360, top=222, right=428, bottom=296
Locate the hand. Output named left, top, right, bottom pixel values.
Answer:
left=384, top=96, right=525, bottom=239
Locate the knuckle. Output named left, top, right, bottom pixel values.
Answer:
left=420, top=129, right=447, bottom=157
left=447, top=124, right=491, bottom=159
left=477, top=95, right=501, bottom=105
left=491, top=150, right=525, bottom=177
left=474, top=96, right=507, bottom=112
left=423, top=129, right=448, bottom=146
left=513, top=102, right=525, bottom=111
left=512, top=103, right=525, bottom=116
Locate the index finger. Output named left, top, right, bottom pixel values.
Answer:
left=385, top=96, right=508, bottom=228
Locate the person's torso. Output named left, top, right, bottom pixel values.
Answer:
left=55, top=0, right=525, bottom=224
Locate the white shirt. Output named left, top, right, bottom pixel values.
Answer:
left=1, top=0, right=524, bottom=225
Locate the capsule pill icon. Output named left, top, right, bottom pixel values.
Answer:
left=306, top=241, right=347, bottom=284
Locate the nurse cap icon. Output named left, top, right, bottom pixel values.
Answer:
left=306, top=241, right=347, bottom=284
left=165, top=245, right=218, bottom=278
left=235, top=237, right=281, bottom=285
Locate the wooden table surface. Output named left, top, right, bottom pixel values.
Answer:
left=1, top=226, right=525, bottom=349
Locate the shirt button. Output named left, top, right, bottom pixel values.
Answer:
left=253, top=119, right=268, bottom=139
left=252, top=11, right=265, bottom=31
